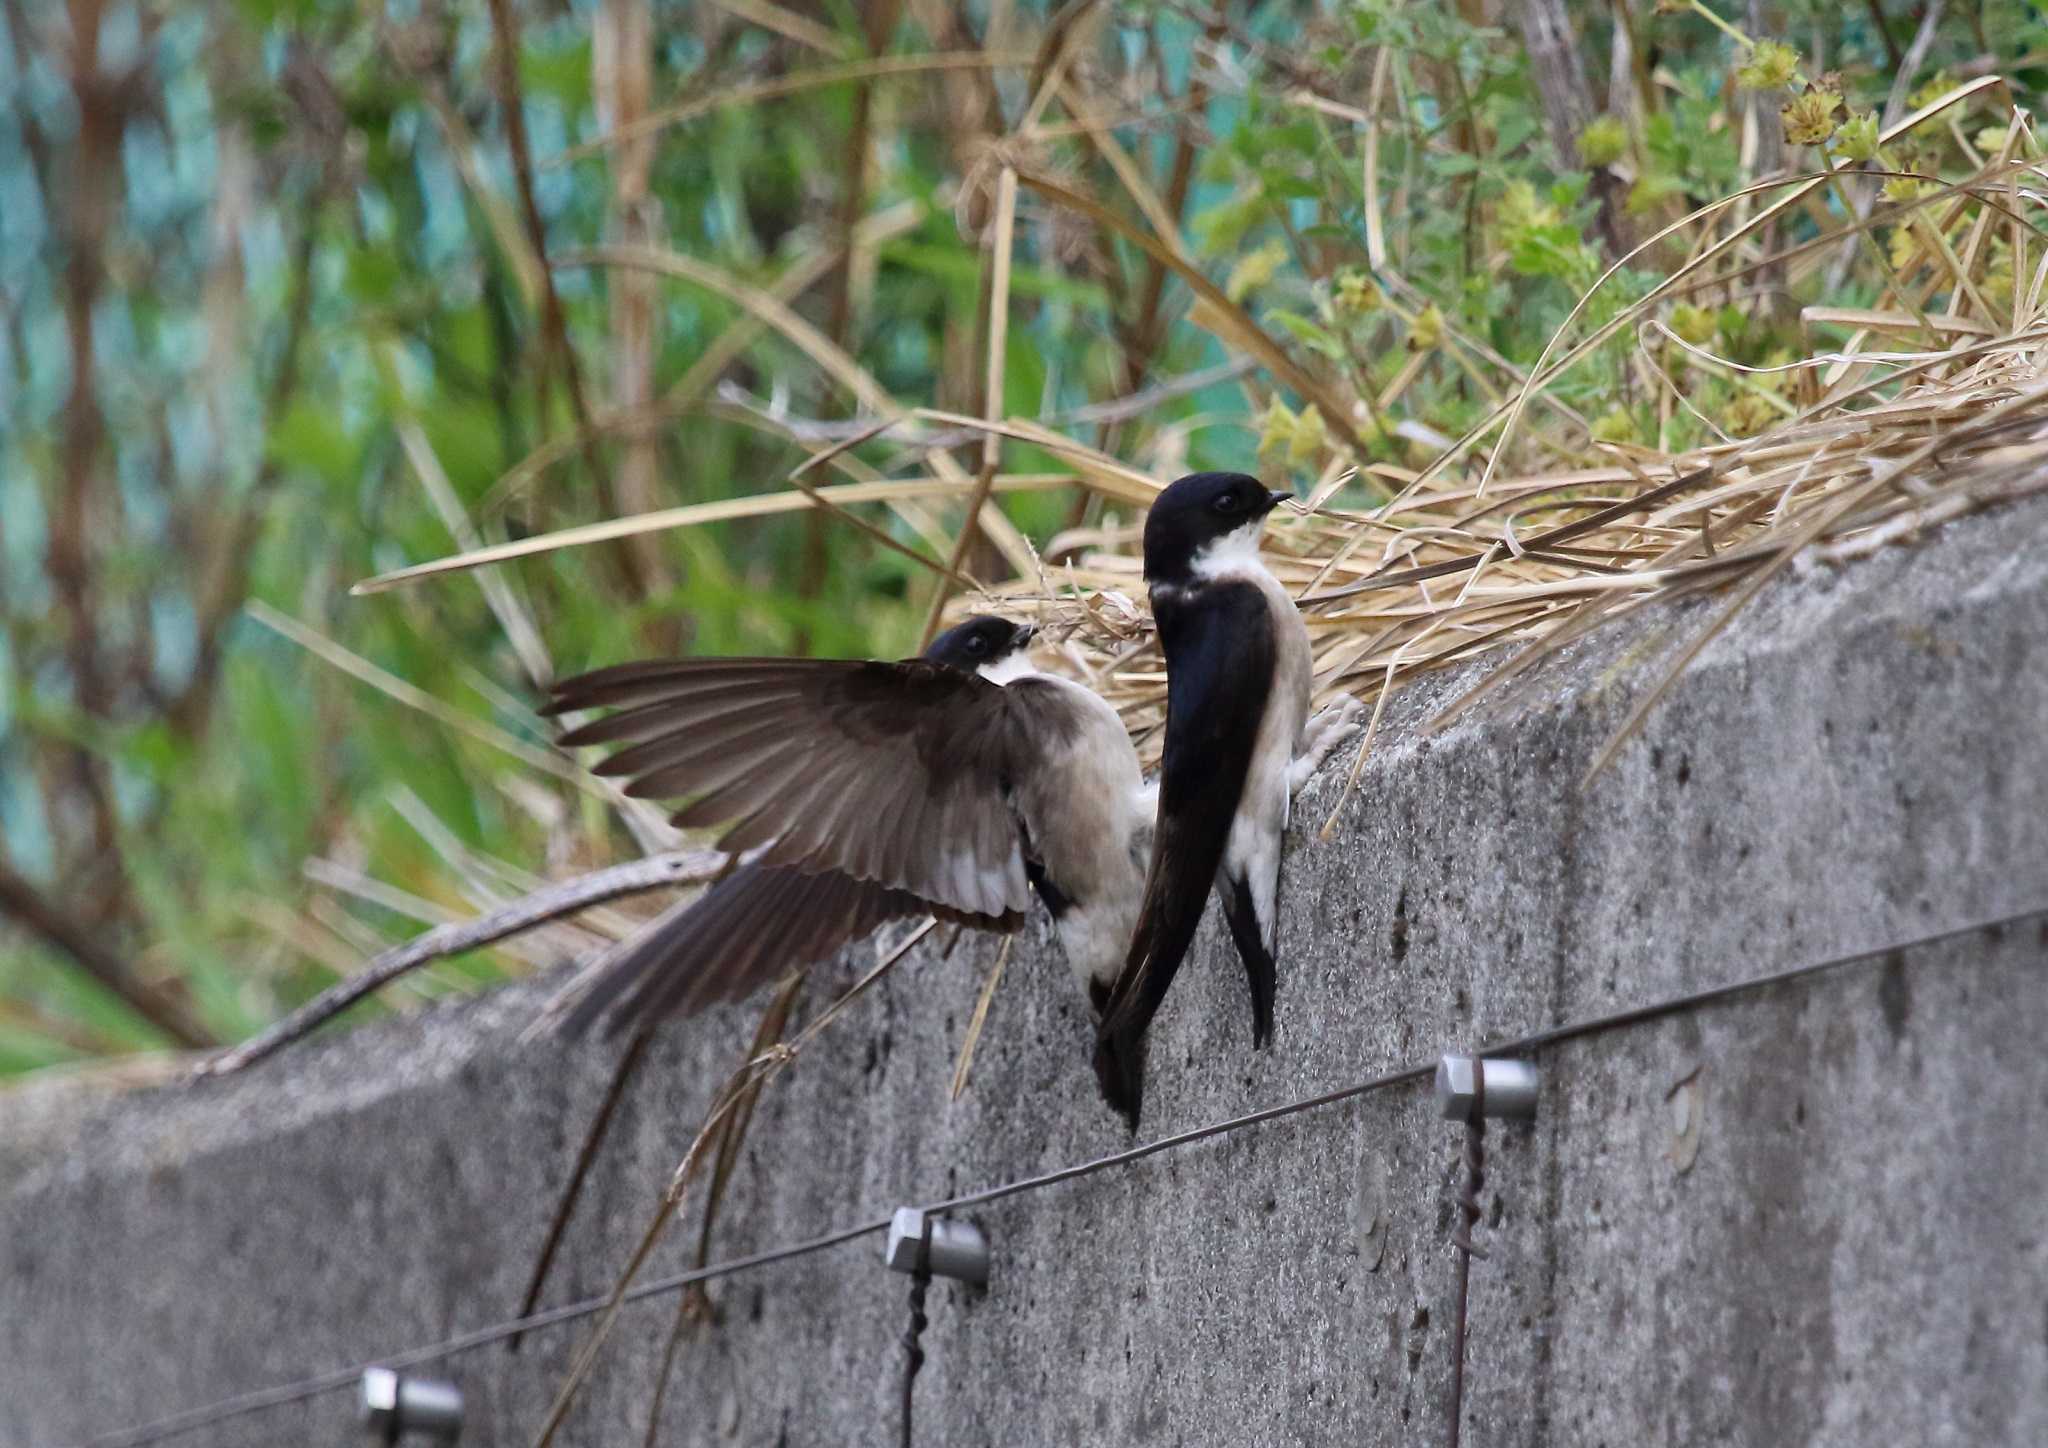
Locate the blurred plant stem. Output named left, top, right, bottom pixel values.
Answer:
left=0, top=0, right=2028, bottom=1069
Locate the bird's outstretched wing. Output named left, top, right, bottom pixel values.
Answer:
left=1095, top=583, right=1274, bottom=1126
left=555, top=862, right=1017, bottom=1037
left=548, top=657, right=1039, bottom=919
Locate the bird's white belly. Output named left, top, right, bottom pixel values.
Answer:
left=1026, top=679, right=1153, bottom=992
left=1219, top=568, right=1311, bottom=948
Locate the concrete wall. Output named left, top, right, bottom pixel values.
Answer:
left=6, top=496, right=2047, bottom=1448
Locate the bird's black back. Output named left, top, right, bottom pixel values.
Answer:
left=1095, top=578, right=1274, bottom=1122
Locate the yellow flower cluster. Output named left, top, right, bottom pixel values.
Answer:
left=1736, top=40, right=1799, bottom=92
left=1578, top=115, right=1629, bottom=168
left=1334, top=269, right=1381, bottom=315
left=1591, top=409, right=1641, bottom=445
left=1257, top=398, right=1328, bottom=467
left=1835, top=112, right=1880, bottom=163
left=1721, top=392, right=1778, bottom=437
left=1669, top=304, right=1717, bottom=346
left=1226, top=240, right=1289, bottom=304
left=1780, top=89, right=1842, bottom=147
left=1408, top=303, right=1444, bottom=352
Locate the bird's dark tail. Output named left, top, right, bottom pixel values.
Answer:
left=1094, top=959, right=1177, bottom=1132
left=1093, top=834, right=1222, bottom=1130
left=1093, top=1026, right=1146, bottom=1131
left=553, top=864, right=940, bottom=1037
left=554, top=895, right=698, bottom=1038
left=1218, top=873, right=1276, bottom=1048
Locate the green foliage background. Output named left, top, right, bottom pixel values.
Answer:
left=1, top=0, right=2039, bottom=1070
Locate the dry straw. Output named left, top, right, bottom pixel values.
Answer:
left=357, top=80, right=2048, bottom=811
left=968, top=94, right=2048, bottom=791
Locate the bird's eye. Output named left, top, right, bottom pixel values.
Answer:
left=968, top=636, right=988, bottom=653
left=1213, top=492, right=1240, bottom=514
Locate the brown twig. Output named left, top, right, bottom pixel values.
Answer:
left=169, top=211, right=321, bottom=739
left=45, top=0, right=130, bottom=928
left=509, top=1026, right=656, bottom=1352
left=485, top=0, right=624, bottom=567
left=194, top=849, right=726, bottom=1078
left=800, top=2, right=900, bottom=650
left=1117, top=17, right=1223, bottom=412
left=594, top=0, right=678, bottom=624
left=0, top=857, right=215, bottom=1050
left=530, top=920, right=935, bottom=1448
left=919, top=165, right=1019, bottom=646
left=1015, top=168, right=1373, bottom=458
left=1863, top=0, right=1906, bottom=72
left=639, top=972, right=806, bottom=1444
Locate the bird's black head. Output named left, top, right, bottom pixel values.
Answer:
left=1141, top=471, right=1292, bottom=584
left=925, top=614, right=1037, bottom=673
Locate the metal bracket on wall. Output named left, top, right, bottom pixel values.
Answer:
left=884, top=1208, right=989, bottom=1448
left=1436, top=1054, right=1540, bottom=1123
left=359, top=1367, right=463, bottom=1445
left=883, top=1206, right=990, bottom=1285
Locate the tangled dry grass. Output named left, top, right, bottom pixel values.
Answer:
left=1029, top=191, right=2048, bottom=788
left=361, top=81, right=2048, bottom=813
left=985, top=91, right=2048, bottom=790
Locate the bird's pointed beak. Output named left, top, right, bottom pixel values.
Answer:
left=1265, top=489, right=1295, bottom=514
left=1015, top=622, right=1039, bottom=646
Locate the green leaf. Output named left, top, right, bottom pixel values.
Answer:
left=1192, top=189, right=1270, bottom=256
left=1265, top=308, right=1347, bottom=361
left=267, top=399, right=360, bottom=488
left=1505, top=221, right=1594, bottom=282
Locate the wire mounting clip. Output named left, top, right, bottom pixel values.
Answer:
left=884, top=1207, right=990, bottom=1285
left=1436, top=1054, right=1540, bottom=1122
left=360, top=1367, right=464, bottom=1444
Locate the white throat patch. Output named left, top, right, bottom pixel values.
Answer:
left=978, top=652, right=1040, bottom=685
left=1190, top=520, right=1271, bottom=582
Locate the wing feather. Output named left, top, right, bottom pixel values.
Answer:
left=556, top=685, right=812, bottom=749
left=557, top=863, right=1022, bottom=1036
left=549, top=661, right=840, bottom=719
left=548, top=655, right=1040, bottom=917
left=594, top=706, right=808, bottom=781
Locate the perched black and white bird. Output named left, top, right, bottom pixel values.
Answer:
left=544, top=616, right=1156, bottom=1049
left=1095, top=471, right=1352, bottom=1127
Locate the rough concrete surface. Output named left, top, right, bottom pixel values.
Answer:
left=5, top=497, right=2047, bottom=1448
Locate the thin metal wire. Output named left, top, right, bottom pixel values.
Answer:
left=929, top=902, right=2042, bottom=1215
left=75, top=1220, right=891, bottom=1448
left=75, top=901, right=2046, bottom=1448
